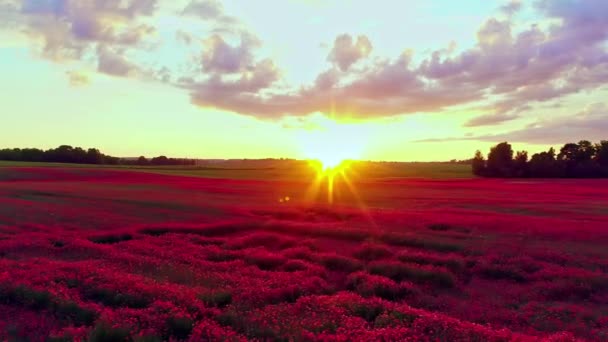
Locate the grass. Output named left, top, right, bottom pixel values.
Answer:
left=427, top=223, right=471, bottom=233
left=0, top=160, right=473, bottom=180
left=368, top=261, right=456, bottom=288
left=396, top=252, right=466, bottom=273
left=477, top=265, right=528, bottom=283
left=244, top=253, right=287, bottom=271
left=199, top=290, right=233, bottom=308
left=0, top=284, right=96, bottom=325
left=374, top=310, right=418, bottom=328
left=89, top=233, right=133, bottom=244
left=282, top=259, right=310, bottom=272
left=165, top=317, right=194, bottom=340
left=89, top=323, right=131, bottom=342
left=350, top=302, right=386, bottom=322
left=225, top=233, right=297, bottom=250
left=83, top=287, right=151, bottom=308
left=347, top=272, right=416, bottom=300
left=319, top=254, right=364, bottom=272
left=0, top=285, right=52, bottom=310
left=380, top=233, right=466, bottom=253
left=54, top=300, right=97, bottom=326
left=352, top=243, right=394, bottom=261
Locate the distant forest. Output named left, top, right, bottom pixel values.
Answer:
left=473, top=140, right=608, bottom=178
left=0, top=145, right=195, bottom=166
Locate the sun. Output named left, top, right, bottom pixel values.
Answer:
left=308, top=147, right=355, bottom=173
left=296, top=115, right=368, bottom=172
left=318, top=154, right=347, bottom=171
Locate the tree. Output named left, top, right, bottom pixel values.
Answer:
left=547, top=147, right=556, bottom=160
left=576, top=140, right=595, bottom=162
left=557, top=141, right=599, bottom=177
left=474, top=140, right=608, bottom=178
left=596, top=141, right=608, bottom=167
left=472, top=150, right=486, bottom=176
left=85, top=148, right=103, bottom=164
left=0, top=145, right=196, bottom=167
left=528, top=149, right=560, bottom=177
left=486, top=142, right=514, bottom=177
left=136, top=156, right=149, bottom=166
left=151, top=156, right=169, bottom=165
left=73, top=147, right=87, bottom=163
left=513, top=150, right=529, bottom=177
left=557, top=143, right=578, bottom=163
left=45, top=145, right=74, bottom=163
left=103, top=155, right=120, bottom=165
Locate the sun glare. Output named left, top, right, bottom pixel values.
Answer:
left=319, top=155, right=346, bottom=171
left=294, top=115, right=372, bottom=205
left=296, top=115, right=368, bottom=171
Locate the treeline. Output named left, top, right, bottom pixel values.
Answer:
left=472, top=140, right=608, bottom=178
left=0, top=145, right=195, bottom=166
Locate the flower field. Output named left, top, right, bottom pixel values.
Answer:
left=1, top=167, right=607, bottom=341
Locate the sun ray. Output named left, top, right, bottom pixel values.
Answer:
left=339, top=167, right=379, bottom=233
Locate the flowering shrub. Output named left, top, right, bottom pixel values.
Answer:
left=1, top=167, right=607, bottom=340
left=352, top=243, right=394, bottom=261
left=368, top=261, right=457, bottom=288
left=346, top=271, right=418, bottom=300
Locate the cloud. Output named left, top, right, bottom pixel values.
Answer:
left=97, top=45, right=137, bottom=77
left=181, top=0, right=239, bottom=28
left=188, top=58, right=281, bottom=111
left=412, top=3, right=608, bottom=119
left=464, top=112, right=520, bottom=127
left=500, top=0, right=522, bottom=16
left=176, top=30, right=194, bottom=45
left=21, top=0, right=157, bottom=19
left=184, top=0, right=608, bottom=120
left=418, top=103, right=608, bottom=144
left=485, top=103, right=608, bottom=144
left=66, top=70, right=90, bottom=86
left=327, top=34, right=372, bottom=71
left=0, top=0, right=19, bottom=28
left=8, top=0, right=608, bottom=124
left=182, top=0, right=222, bottom=19
left=186, top=50, right=484, bottom=119
left=18, top=0, right=157, bottom=66
left=201, top=34, right=259, bottom=73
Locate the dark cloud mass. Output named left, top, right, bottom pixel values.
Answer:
left=182, top=0, right=223, bottom=19
left=66, top=70, right=90, bottom=86
left=186, top=51, right=482, bottom=118
left=500, top=0, right=522, bottom=16
left=201, top=34, right=259, bottom=73
left=18, top=0, right=157, bottom=69
left=181, top=0, right=239, bottom=28
left=8, top=0, right=608, bottom=141
left=464, top=112, right=520, bottom=127
left=96, top=45, right=137, bottom=76
left=327, top=34, right=373, bottom=72
left=418, top=103, right=608, bottom=144
left=185, top=0, right=608, bottom=123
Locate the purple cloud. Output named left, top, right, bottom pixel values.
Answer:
left=327, top=34, right=373, bottom=72
left=184, top=0, right=608, bottom=120
left=9, top=0, right=608, bottom=126
left=182, top=0, right=222, bottom=19
left=464, top=112, right=520, bottom=127
left=97, top=45, right=137, bottom=77
left=418, top=103, right=608, bottom=144
left=18, top=0, right=157, bottom=70
left=201, top=34, right=259, bottom=74
left=66, top=70, right=90, bottom=86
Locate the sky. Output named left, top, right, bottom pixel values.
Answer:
left=1, top=0, right=608, bottom=161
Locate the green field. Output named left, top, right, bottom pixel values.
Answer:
left=0, top=160, right=473, bottom=180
